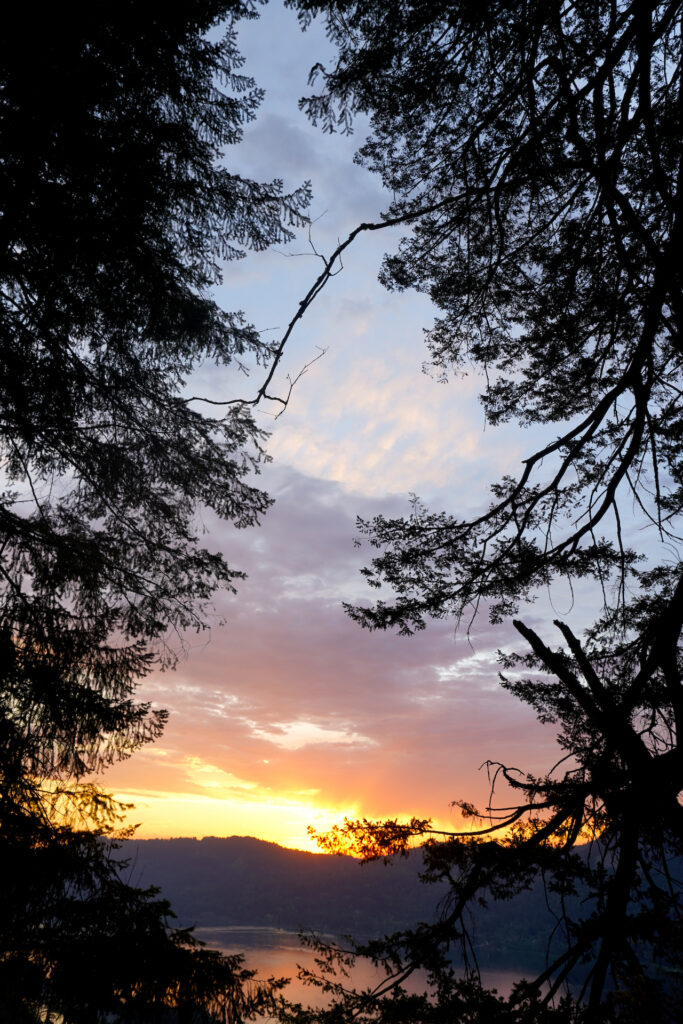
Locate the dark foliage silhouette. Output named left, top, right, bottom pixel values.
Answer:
left=0, top=2, right=308, bottom=1019
left=278, top=1, right=683, bottom=1020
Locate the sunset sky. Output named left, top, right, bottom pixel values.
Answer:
left=104, top=2, right=597, bottom=852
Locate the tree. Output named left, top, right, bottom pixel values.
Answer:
left=0, top=1, right=308, bottom=1018
left=1, top=800, right=284, bottom=1023
left=278, top=0, right=683, bottom=1019
left=290, top=593, right=683, bottom=1022
left=291, top=0, right=682, bottom=633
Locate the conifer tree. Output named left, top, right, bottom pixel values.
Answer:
left=0, top=2, right=308, bottom=1018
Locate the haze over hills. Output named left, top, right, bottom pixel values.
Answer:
left=114, top=835, right=565, bottom=968
left=117, top=835, right=444, bottom=935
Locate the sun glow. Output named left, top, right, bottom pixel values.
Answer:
left=105, top=748, right=482, bottom=855
left=112, top=786, right=359, bottom=853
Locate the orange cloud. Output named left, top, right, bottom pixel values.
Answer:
left=101, top=469, right=562, bottom=852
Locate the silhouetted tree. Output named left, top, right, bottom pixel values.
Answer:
left=291, top=0, right=681, bottom=631
left=292, top=591, right=683, bottom=1022
left=280, top=1, right=683, bottom=1020
left=1, top=806, right=284, bottom=1023
left=0, top=1, right=308, bottom=1018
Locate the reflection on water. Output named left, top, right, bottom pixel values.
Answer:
left=195, top=926, right=539, bottom=1008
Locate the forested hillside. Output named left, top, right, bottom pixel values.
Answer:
left=117, top=836, right=583, bottom=969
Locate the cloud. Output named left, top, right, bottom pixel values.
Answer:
left=105, top=467, right=562, bottom=847
left=249, top=720, right=377, bottom=750
left=105, top=6, right=580, bottom=849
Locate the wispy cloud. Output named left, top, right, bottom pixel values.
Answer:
left=106, top=467, right=560, bottom=848
left=106, top=4, right=575, bottom=852
left=250, top=720, right=377, bottom=751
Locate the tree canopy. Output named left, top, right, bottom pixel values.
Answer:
left=290, top=0, right=682, bottom=631
left=0, top=2, right=307, bottom=1019
left=279, top=1, right=683, bottom=1020
left=1, top=0, right=308, bottom=666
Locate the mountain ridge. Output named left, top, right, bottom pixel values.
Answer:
left=112, top=834, right=563, bottom=968
left=115, top=834, right=442, bottom=937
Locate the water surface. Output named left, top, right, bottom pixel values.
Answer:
left=196, top=925, right=539, bottom=1008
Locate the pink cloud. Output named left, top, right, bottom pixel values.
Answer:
left=105, top=468, right=562, bottom=843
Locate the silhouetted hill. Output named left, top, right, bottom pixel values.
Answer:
left=116, top=835, right=446, bottom=937
left=113, top=836, right=570, bottom=968
left=113, top=837, right=682, bottom=979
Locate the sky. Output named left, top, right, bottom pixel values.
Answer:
left=103, top=2, right=594, bottom=852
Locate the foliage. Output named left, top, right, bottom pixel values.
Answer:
left=299, top=589, right=683, bottom=1021
left=282, top=0, right=683, bottom=1019
left=0, top=1, right=308, bottom=1018
left=290, top=0, right=682, bottom=631
left=1, top=0, right=309, bottom=665
left=1, top=802, right=285, bottom=1023
left=278, top=972, right=582, bottom=1024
